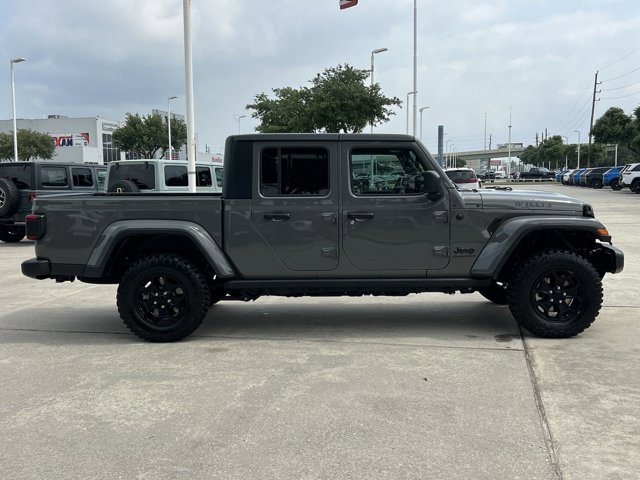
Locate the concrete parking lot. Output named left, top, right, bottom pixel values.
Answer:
left=1, top=183, right=638, bottom=479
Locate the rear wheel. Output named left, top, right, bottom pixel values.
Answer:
left=631, top=180, right=640, bottom=193
left=0, top=178, right=20, bottom=217
left=117, top=255, right=210, bottom=342
left=0, top=225, right=25, bottom=243
left=590, top=179, right=603, bottom=189
left=507, top=250, right=602, bottom=338
left=610, top=179, right=622, bottom=191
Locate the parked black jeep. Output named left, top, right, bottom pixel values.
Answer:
left=0, top=161, right=106, bottom=242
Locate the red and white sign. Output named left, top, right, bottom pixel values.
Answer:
left=340, top=0, right=358, bottom=9
left=52, top=132, right=90, bottom=147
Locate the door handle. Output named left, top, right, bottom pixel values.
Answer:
left=347, top=212, right=375, bottom=220
left=264, top=213, right=291, bottom=221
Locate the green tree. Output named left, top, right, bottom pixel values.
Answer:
left=112, top=112, right=187, bottom=158
left=0, top=129, right=55, bottom=161
left=592, top=106, right=640, bottom=159
left=247, top=64, right=401, bottom=133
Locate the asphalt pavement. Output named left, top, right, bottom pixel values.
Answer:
left=0, top=183, right=638, bottom=479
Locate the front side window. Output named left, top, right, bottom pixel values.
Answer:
left=96, top=168, right=107, bottom=190
left=40, top=166, right=68, bottom=188
left=350, top=148, right=426, bottom=195
left=260, top=147, right=329, bottom=196
left=72, top=168, right=93, bottom=187
left=214, top=167, right=223, bottom=187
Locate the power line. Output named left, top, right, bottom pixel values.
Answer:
left=599, top=45, right=640, bottom=71
left=548, top=81, right=592, bottom=132
left=602, top=65, right=640, bottom=82
left=556, top=100, right=591, bottom=135
left=600, top=89, right=640, bottom=100
left=602, top=79, right=640, bottom=92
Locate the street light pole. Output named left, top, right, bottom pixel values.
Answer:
left=412, top=0, right=418, bottom=137
left=183, top=0, right=196, bottom=192
left=406, top=91, right=417, bottom=134
left=419, top=106, right=429, bottom=142
left=483, top=112, right=488, bottom=150
left=574, top=130, right=581, bottom=169
left=167, top=96, right=178, bottom=160
left=234, top=115, right=246, bottom=134
left=10, top=57, right=27, bottom=162
left=370, top=47, right=388, bottom=133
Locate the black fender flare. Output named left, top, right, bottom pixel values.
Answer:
left=82, top=220, right=236, bottom=278
left=471, top=216, right=613, bottom=277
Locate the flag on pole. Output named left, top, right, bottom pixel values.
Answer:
left=340, top=0, right=358, bottom=10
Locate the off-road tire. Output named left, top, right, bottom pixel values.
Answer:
left=0, top=225, right=26, bottom=243
left=507, top=250, right=602, bottom=338
left=108, top=179, right=140, bottom=193
left=610, top=179, right=622, bottom=191
left=478, top=282, right=508, bottom=305
left=0, top=178, right=20, bottom=217
left=117, top=255, right=210, bottom=342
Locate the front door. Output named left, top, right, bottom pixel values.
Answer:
left=341, top=143, right=450, bottom=273
left=250, top=142, right=339, bottom=272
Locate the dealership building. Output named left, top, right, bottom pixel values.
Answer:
left=0, top=115, right=127, bottom=164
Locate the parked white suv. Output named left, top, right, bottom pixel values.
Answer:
left=620, top=163, right=640, bottom=193
left=106, top=159, right=223, bottom=193
left=444, top=167, right=481, bottom=190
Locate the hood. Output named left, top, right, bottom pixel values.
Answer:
left=476, top=188, right=588, bottom=215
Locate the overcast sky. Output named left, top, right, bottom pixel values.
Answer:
left=1, top=0, right=639, bottom=155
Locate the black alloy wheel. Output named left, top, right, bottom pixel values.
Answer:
left=610, top=179, right=622, bottom=191
left=591, top=179, right=603, bottom=189
left=631, top=180, right=640, bottom=193
left=508, top=250, right=602, bottom=338
left=117, top=255, right=210, bottom=342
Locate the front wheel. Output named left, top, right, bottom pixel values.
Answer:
left=117, top=255, right=211, bottom=342
left=591, top=179, right=603, bottom=189
left=0, top=225, right=26, bottom=243
left=610, top=179, right=622, bottom=191
left=507, top=250, right=602, bottom=338
left=631, top=180, right=640, bottom=193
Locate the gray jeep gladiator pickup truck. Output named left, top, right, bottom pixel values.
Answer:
left=22, top=134, right=624, bottom=342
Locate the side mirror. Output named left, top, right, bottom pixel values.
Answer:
left=420, top=171, right=443, bottom=201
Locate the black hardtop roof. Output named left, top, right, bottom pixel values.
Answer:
left=227, top=133, right=416, bottom=142
left=0, top=161, right=103, bottom=167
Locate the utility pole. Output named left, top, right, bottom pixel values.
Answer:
left=586, top=71, right=601, bottom=168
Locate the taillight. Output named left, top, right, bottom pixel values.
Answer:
left=25, top=214, right=45, bottom=240
left=28, top=192, right=39, bottom=203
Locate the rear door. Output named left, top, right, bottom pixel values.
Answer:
left=250, top=141, right=339, bottom=272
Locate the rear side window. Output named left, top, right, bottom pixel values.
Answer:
left=164, top=165, right=188, bottom=186
left=164, top=165, right=214, bottom=187
left=72, top=167, right=94, bottom=187
left=260, top=147, right=329, bottom=196
left=109, top=163, right=155, bottom=189
left=40, top=166, right=69, bottom=188
left=0, top=164, right=32, bottom=189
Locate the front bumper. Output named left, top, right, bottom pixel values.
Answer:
left=598, top=244, right=624, bottom=274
